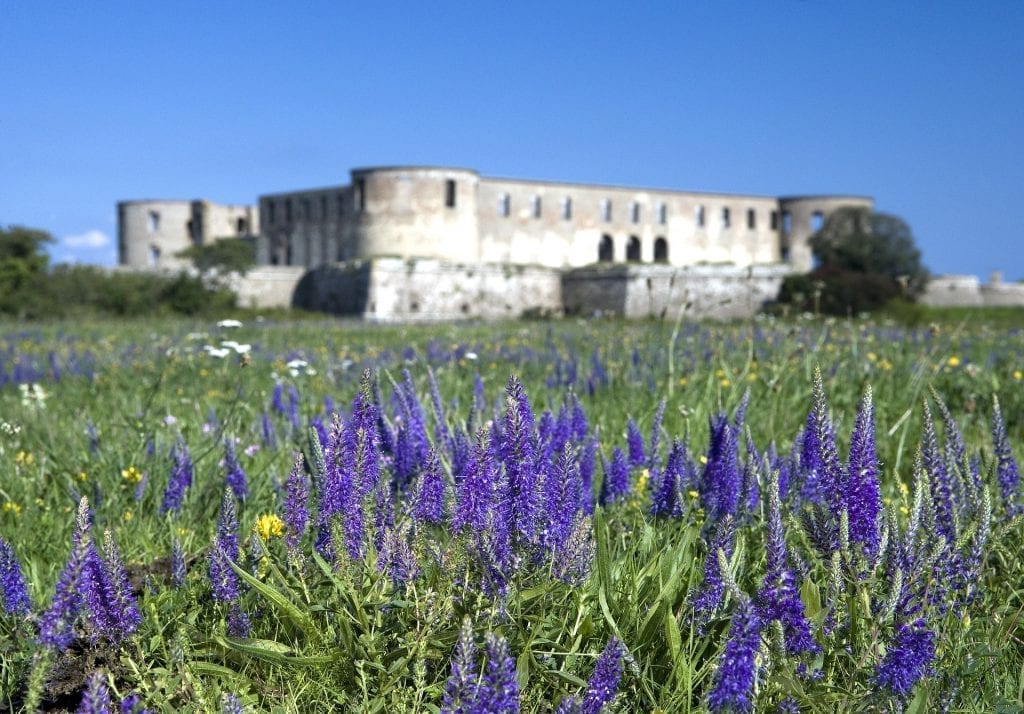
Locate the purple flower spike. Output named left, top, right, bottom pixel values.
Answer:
left=993, top=396, right=1021, bottom=517
left=601, top=447, right=631, bottom=505
left=99, top=530, right=141, bottom=643
left=501, top=375, right=540, bottom=542
left=160, top=440, right=193, bottom=515
left=0, top=536, right=31, bottom=615
left=283, top=452, right=309, bottom=558
left=442, top=618, right=479, bottom=714
left=77, top=671, right=112, bottom=714
left=874, top=620, right=936, bottom=698
left=690, top=516, right=736, bottom=625
left=39, top=498, right=94, bottom=650
left=413, top=446, right=446, bottom=525
left=223, top=437, right=248, bottom=502
left=171, top=537, right=186, bottom=589
left=626, top=418, right=645, bottom=467
left=707, top=594, right=763, bottom=713
left=221, top=692, right=244, bottom=714
left=209, top=489, right=240, bottom=603
left=846, top=387, right=882, bottom=554
left=701, top=414, right=740, bottom=522
left=479, top=632, right=520, bottom=713
left=582, top=637, right=625, bottom=714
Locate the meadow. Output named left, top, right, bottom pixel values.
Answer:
left=0, top=311, right=1022, bottom=712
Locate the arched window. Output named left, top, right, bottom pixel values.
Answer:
left=626, top=235, right=641, bottom=262
left=599, top=234, right=614, bottom=262
left=654, top=237, right=668, bottom=262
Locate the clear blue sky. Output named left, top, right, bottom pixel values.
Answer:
left=2, top=2, right=1022, bottom=278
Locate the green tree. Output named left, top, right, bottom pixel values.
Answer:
left=808, top=207, right=928, bottom=294
left=0, top=225, right=55, bottom=316
left=176, top=237, right=256, bottom=276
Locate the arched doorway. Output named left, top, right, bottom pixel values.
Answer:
left=626, top=235, right=641, bottom=262
left=654, top=237, right=668, bottom=262
left=599, top=234, right=614, bottom=262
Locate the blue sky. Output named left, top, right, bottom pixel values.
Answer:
left=2, top=2, right=1022, bottom=278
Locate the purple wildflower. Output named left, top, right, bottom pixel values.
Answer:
left=501, top=376, right=540, bottom=541
left=921, top=401, right=957, bottom=543
left=209, top=489, right=241, bottom=603
left=690, top=516, right=736, bottom=625
left=0, top=536, right=31, bottom=615
left=226, top=602, right=251, bottom=638
left=579, top=436, right=598, bottom=514
left=707, top=594, right=763, bottom=713
left=283, top=452, right=309, bottom=560
left=221, top=692, right=244, bottom=714
left=413, top=446, right=446, bottom=525
left=757, top=475, right=817, bottom=655
left=77, top=671, right=112, bottom=714
left=478, top=632, right=520, bottom=713
left=700, top=415, right=740, bottom=522
left=260, top=411, right=277, bottom=450
left=626, top=418, right=645, bottom=467
left=581, top=637, right=625, bottom=714
left=97, top=530, right=141, bottom=643
left=874, top=620, right=936, bottom=698
left=271, top=382, right=285, bottom=414
left=993, top=396, right=1021, bottom=517
left=600, top=447, right=631, bottom=505
left=651, top=440, right=689, bottom=518
left=454, top=429, right=497, bottom=535
left=845, top=387, right=882, bottom=555
left=171, top=537, right=186, bottom=588
left=39, top=498, right=93, bottom=650
left=160, top=440, right=193, bottom=515
left=570, top=393, right=588, bottom=442
left=442, top=618, right=479, bottom=714
left=798, top=368, right=842, bottom=507
left=223, top=437, right=248, bottom=501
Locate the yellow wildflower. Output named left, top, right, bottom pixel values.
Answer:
left=946, top=356, right=961, bottom=368
left=720, top=378, right=731, bottom=388
left=76, top=471, right=88, bottom=482
left=254, top=514, right=285, bottom=540
left=715, top=368, right=726, bottom=378
left=121, top=466, right=143, bottom=483
left=699, top=455, right=708, bottom=465
left=900, top=505, right=910, bottom=515
left=1013, top=370, right=1022, bottom=381
left=678, top=376, right=688, bottom=386
left=14, top=451, right=34, bottom=466
left=2, top=501, right=22, bottom=515
left=867, top=352, right=878, bottom=362
left=123, top=510, right=133, bottom=522
left=879, top=359, right=893, bottom=371
left=687, top=490, right=700, bottom=500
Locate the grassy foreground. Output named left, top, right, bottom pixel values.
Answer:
left=0, top=313, right=1022, bottom=712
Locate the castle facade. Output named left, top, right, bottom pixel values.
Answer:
left=118, top=166, right=872, bottom=274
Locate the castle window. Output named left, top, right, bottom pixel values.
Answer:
left=185, top=220, right=194, bottom=241
left=722, top=207, right=731, bottom=229
left=781, top=210, right=792, bottom=234
left=599, top=234, right=614, bottom=262
left=149, top=245, right=161, bottom=266
left=626, top=236, right=641, bottom=262
left=445, top=179, right=457, bottom=208
left=770, top=210, right=778, bottom=230
left=147, top=211, right=160, bottom=234
left=498, top=193, right=510, bottom=217
left=601, top=199, right=612, bottom=222
left=561, top=197, right=572, bottom=220
left=631, top=202, right=640, bottom=224
left=285, top=199, right=293, bottom=222
left=267, top=201, right=275, bottom=225
left=236, top=218, right=247, bottom=234
left=658, top=202, right=667, bottom=225
left=695, top=205, right=705, bottom=227
left=654, top=237, right=668, bottom=262
left=531, top=195, right=542, bottom=218
left=356, top=179, right=366, bottom=211
left=747, top=209, right=756, bottom=230
left=811, top=211, right=824, bottom=232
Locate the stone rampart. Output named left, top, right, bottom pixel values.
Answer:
left=920, top=274, right=1024, bottom=308
left=561, top=264, right=792, bottom=320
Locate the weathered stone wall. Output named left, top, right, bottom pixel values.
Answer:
left=562, top=264, right=793, bottom=320
left=228, top=267, right=307, bottom=310
left=291, top=258, right=562, bottom=321
left=921, top=274, right=1024, bottom=308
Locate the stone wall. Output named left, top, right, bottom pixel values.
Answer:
left=921, top=274, right=1024, bottom=308
left=291, top=258, right=563, bottom=321
left=228, top=267, right=306, bottom=309
left=562, top=264, right=792, bottom=320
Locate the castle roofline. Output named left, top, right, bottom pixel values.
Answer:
left=351, top=165, right=480, bottom=175
left=777, top=194, right=874, bottom=202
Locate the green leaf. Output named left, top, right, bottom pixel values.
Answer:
left=225, top=556, right=318, bottom=640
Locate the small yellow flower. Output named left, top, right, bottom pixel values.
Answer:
left=687, top=489, right=700, bottom=500
left=1013, top=370, right=1022, bottom=381
left=879, top=359, right=893, bottom=371
left=76, top=471, right=88, bottom=482
left=746, top=373, right=757, bottom=382
left=254, top=514, right=285, bottom=540
left=715, top=368, right=726, bottom=378
left=720, top=378, right=731, bottom=388
left=699, top=455, right=709, bottom=465
left=177, top=527, right=188, bottom=538
left=900, top=505, right=910, bottom=515
left=678, top=376, right=688, bottom=386
left=899, top=482, right=909, bottom=496
left=14, top=451, right=34, bottom=466
left=121, top=466, right=143, bottom=483
left=2, top=501, right=22, bottom=515
left=946, top=356, right=961, bottom=368
left=867, top=352, right=878, bottom=362
left=123, top=510, right=133, bottom=522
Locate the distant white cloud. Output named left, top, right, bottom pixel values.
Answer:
left=63, top=229, right=112, bottom=249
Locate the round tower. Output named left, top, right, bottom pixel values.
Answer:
left=778, top=196, right=874, bottom=272
left=348, top=167, right=481, bottom=262
left=117, top=200, right=195, bottom=268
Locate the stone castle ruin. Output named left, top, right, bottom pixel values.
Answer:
left=120, top=166, right=878, bottom=319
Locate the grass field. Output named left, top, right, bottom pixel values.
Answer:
left=0, top=311, right=1022, bottom=712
